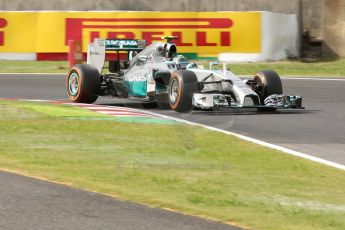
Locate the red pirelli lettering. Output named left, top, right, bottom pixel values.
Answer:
left=142, top=32, right=164, bottom=44
left=90, top=31, right=100, bottom=44
left=172, top=32, right=193, bottom=46
left=196, top=32, right=217, bottom=46
left=107, top=32, right=135, bottom=39
left=65, top=18, right=233, bottom=45
left=220, top=31, right=231, bottom=46
left=89, top=32, right=135, bottom=43
left=0, top=18, right=7, bottom=46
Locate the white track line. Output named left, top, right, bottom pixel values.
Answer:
left=139, top=110, right=345, bottom=171
left=281, top=77, right=345, bottom=81
left=72, top=104, right=162, bottom=118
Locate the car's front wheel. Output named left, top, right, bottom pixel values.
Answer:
left=253, top=70, right=282, bottom=112
left=66, top=64, right=100, bottom=103
left=168, top=70, right=198, bottom=112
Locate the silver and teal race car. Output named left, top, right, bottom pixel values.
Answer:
left=66, top=36, right=303, bottom=112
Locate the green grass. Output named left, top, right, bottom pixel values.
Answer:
left=0, top=59, right=345, bottom=76
left=12, top=101, right=108, bottom=117
left=225, top=59, right=345, bottom=77
left=0, top=100, right=345, bottom=230
left=197, top=58, right=345, bottom=77
left=0, top=61, right=69, bottom=73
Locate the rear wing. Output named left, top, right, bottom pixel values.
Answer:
left=87, top=38, right=146, bottom=73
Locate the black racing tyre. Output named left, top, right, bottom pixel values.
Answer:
left=141, top=94, right=170, bottom=109
left=141, top=101, right=158, bottom=109
left=254, top=70, right=282, bottom=111
left=168, top=70, right=198, bottom=112
left=66, top=64, right=101, bottom=103
left=155, top=93, right=170, bottom=109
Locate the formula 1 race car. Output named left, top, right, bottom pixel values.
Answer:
left=66, top=36, right=303, bottom=112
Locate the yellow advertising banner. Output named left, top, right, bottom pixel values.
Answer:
left=0, top=12, right=36, bottom=52
left=1, top=11, right=262, bottom=56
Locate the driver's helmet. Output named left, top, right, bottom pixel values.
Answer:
left=174, top=55, right=188, bottom=69
left=174, top=55, right=187, bottom=63
left=186, top=62, right=198, bottom=69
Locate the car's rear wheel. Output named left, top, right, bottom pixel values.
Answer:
left=66, top=64, right=100, bottom=103
left=168, top=70, right=198, bottom=112
left=253, top=70, right=282, bottom=111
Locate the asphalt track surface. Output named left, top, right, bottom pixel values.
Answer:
left=0, top=171, right=238, bottom=230
left=1, top=73, right=345, bottom=229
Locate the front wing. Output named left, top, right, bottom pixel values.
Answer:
left=192, top=93, right=303, bottom=110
